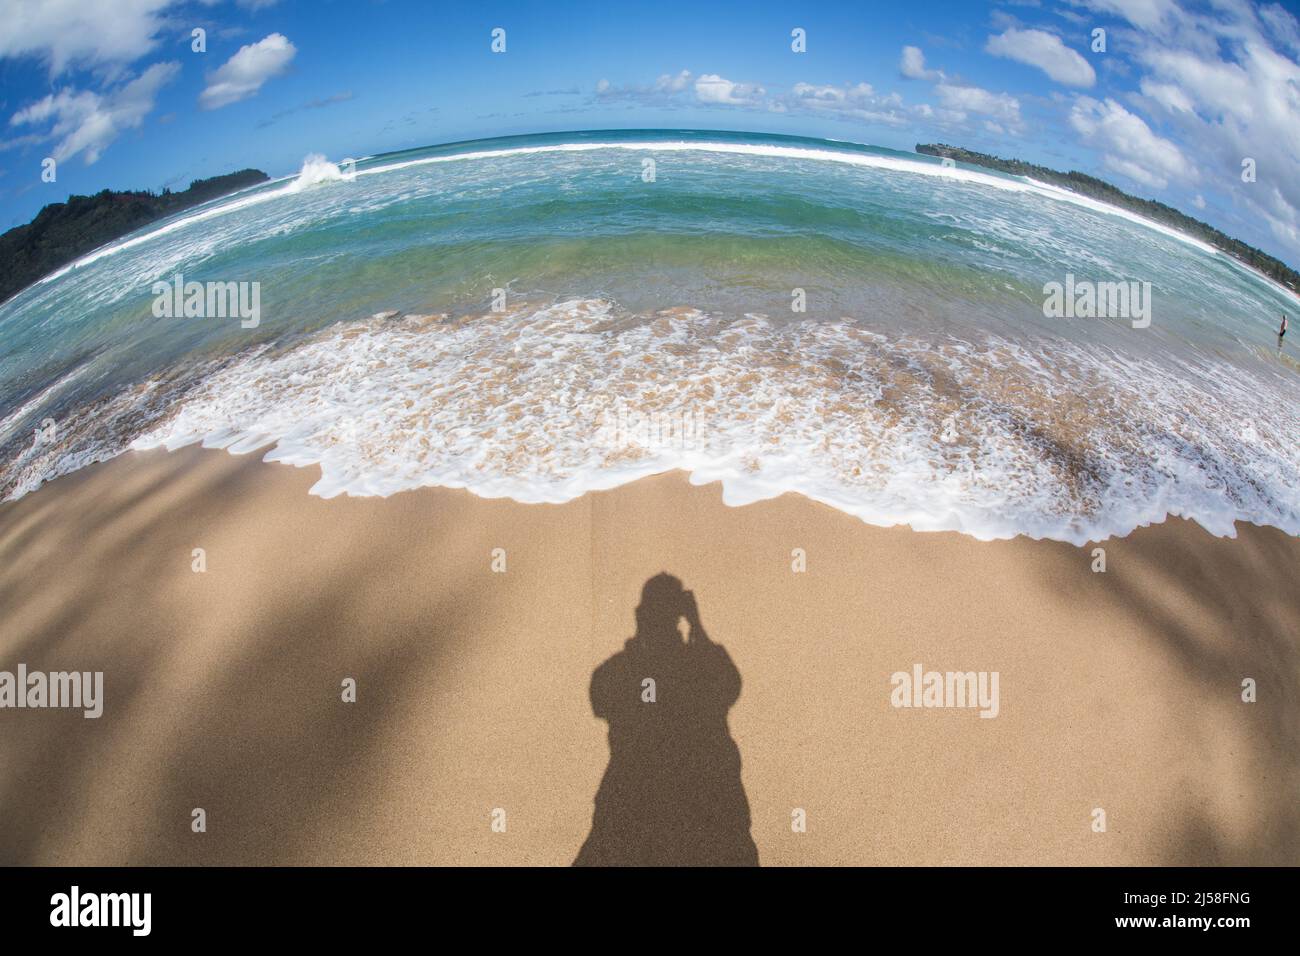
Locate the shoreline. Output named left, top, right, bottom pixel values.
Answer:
left=1, top=445, right=1297, bottom=865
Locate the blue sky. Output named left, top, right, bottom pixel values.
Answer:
left=3, top=0, right=1300, bottom=265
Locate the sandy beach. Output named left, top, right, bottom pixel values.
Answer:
left=1, top=445, right=1297, bottom=866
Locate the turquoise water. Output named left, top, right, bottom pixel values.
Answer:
left=0, top=130, right=1297, bottom=542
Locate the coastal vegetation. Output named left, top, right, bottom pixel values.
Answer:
left=917, top=143, right=1299, bottom=293
left=0, top=169, right=268, bottom=304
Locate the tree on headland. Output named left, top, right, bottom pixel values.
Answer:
left=0, top=169, right=269, bottom=306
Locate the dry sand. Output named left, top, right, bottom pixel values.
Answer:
left=1, top=445, right=1297, bottom=865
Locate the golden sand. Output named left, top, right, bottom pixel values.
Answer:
left=0, top=446, right=1296, bottom=865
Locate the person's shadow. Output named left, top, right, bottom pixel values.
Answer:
left=575, top=573, right=759, bottom=866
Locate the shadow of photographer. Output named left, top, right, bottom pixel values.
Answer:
left=575, top=573, right=758, bottom=866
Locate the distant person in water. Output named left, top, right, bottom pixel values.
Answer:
left=1280, top=313, right=1289, bottom=350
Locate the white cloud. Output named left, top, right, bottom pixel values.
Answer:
left=1142, top=48, right=1254, bottom=120
left=594, top=69, right=697, bottom=104
left=694, top=74, right=765, bottom=106
left=1072, top=0, right=1300, bottom=259
left=9, top=61, right=180, bottom=163
left=1260, top=3, right=1300, bottom=56
left=1137, top=78, right=1194, bottom=113
left=1068, top=95, right=1194, bottom=189
left=0, top=0, right=177, bottom=73
left=898, top=45, right=1024, bottom=133
left=985, top=28, right=1096, bottom=87
left=1068, top=0, right=1179, bottom=32
left=935, top=82, right=1023, bottom=129
left=199, top=33, right=297, bottom=110
left=654, top=69, right=692, bottom=93
left=789, top=82, right=906, bottom=125
left=900, top=46, right=941, bottom=81
left=593, top=68, right=909, bottom=127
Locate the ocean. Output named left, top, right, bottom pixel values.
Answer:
left=1, top=129, right=1297, bottom=544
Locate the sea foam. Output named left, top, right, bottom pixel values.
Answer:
left=126, top=300, right=1300, bottom=544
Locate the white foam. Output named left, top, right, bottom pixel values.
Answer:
left=286, top=153, right=348, bottom=192
left=126, top=300, right=1300, bottom=544
left=2, top=379, right=166, bottom=500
